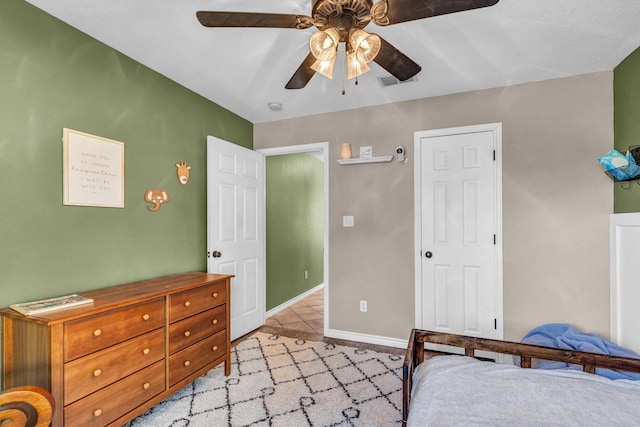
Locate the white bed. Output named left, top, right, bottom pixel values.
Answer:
left=402, top=329, right=640, bottom=427
left=407, top=355, right=640, bottom=426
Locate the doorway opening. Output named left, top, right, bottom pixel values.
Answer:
left=257, top=143, right=329, bottom=337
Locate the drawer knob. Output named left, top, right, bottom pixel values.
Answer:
left=94, top=409, right=103, bottom=417
left=184, top=360, right=190, bottom=367
left=212, top=292, right=218, bottom=298
left=184, top=301, right=191, bottom=307
left=212, top=345, right=218, bottom=351
left=93, top=369, right=102, bottom=377
left=142, top=314, right=150, bottom=321
left=143, top=382, right=150, bottom=390
left=93, top=329, right=102, bottom=337
left=212, top=319, right=218, bottom=325
left=184, top=331, right=191, bottom=337
left=143, top=348, right=150, bottom=355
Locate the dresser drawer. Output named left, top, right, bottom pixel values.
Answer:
left=64, top=360, right=165, bottom=427
left=169, top=281, right=226, bottom=322
left=169, top=304, right=226, bottom=354
left=169, top=330, right=227, bottom=386
left=63, top=328, right=165, bottom=405
left=64, top=298, right=165, bottom=361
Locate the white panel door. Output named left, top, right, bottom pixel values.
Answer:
left=416, top=124, right=501, bottom=343
left=207, top=136, right=265, bottom=341
left=610, top=213, right=640, bottom=353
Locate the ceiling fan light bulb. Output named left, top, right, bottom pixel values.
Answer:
left=347, top=51, right=370, bottom=80
left=311, top=56, right=336, bottom=79
left=310, top=28, right=340, bottom=61
left=349, top=29, right=381, bottom=64
left=325, top=27, right=340, bottom=45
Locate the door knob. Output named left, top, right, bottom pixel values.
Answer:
left=425, top=251, right=433, bottom=258
left=212, top=251, right=222, bottom=258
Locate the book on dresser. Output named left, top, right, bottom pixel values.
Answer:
left=9, top=294, right=93, bottom=316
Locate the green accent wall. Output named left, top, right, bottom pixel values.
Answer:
left=614, top=46, right=640, bottom=212
left=266, top=153, right=324, bottom=310
left=0, top=0, right=252, bottom=310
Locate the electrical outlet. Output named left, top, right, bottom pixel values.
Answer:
left=360, top=300, right=367, bottom=312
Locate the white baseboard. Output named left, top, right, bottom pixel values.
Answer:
left=266, top=283, right=324, bottom=318
left=325, top=328, right=408, bottom=349
left=265, top=284, right=408, bottom=350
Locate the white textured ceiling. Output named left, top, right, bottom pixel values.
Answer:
left=24, top=0, right=640, bottom=123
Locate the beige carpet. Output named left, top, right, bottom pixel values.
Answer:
left=128, top=332, right=404, bottom=426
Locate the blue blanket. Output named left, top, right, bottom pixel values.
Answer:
left=520, top=323, right=640, bottom=380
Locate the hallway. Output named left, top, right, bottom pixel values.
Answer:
left=265, top=288, right=324, bottom=336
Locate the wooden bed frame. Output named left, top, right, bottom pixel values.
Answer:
left=402, top=328, right=640, bottom=426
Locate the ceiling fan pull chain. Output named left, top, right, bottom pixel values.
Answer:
left=342, top=47, right=346, bottom=95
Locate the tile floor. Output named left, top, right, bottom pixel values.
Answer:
left=264, top=288, right=324, bottom=334
left=232, top=287, right=406, bottom=356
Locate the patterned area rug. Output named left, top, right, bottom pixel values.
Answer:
left=127, top=332, right=404, bottom=426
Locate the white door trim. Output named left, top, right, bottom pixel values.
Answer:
left=257, top=142, right=330, bottom=334
left=413, top=123, right=504, bottom=340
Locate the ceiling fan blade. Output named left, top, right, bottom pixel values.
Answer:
left=373, top=37, right=422, bottom=81
left=285, top=53, right=317, bottom=89
left=196, top=11, right=314, bottom=29
left=372, top=0, right=499, bottom=26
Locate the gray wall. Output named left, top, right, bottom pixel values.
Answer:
left=255, top=72, right=613, bottom=342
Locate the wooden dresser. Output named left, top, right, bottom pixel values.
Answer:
left=1, top=272, right=233, bottom=427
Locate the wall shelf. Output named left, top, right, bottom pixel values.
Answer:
left=337, top=155, right=393, bottom=165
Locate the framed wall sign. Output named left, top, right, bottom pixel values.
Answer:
left=63, top=128, right=125, bottom=208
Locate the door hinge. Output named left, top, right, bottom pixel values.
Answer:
left=493, top=150, right=496, bottom=161
left=493, top=234, right=496, bottom=245
left=494, top=318, right=497, bottom=330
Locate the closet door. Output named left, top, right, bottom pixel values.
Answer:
left=414, top=123, right=503, bottom=355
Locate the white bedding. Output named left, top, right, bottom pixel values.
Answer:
left=407, top=355, right=640, bottom=427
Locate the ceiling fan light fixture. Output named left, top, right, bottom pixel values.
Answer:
left=347, top=50, right=371, bottom=79
left=309, top=27, right=340, bottom=61
left=311, top=56, right=337, bottom=79
left=349, top=29, right=381, bottom=64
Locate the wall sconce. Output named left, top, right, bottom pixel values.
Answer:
left=340, top=143, right=352, bottom=159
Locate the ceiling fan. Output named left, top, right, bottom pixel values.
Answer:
left=197, top=0, right=499, bottom=90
